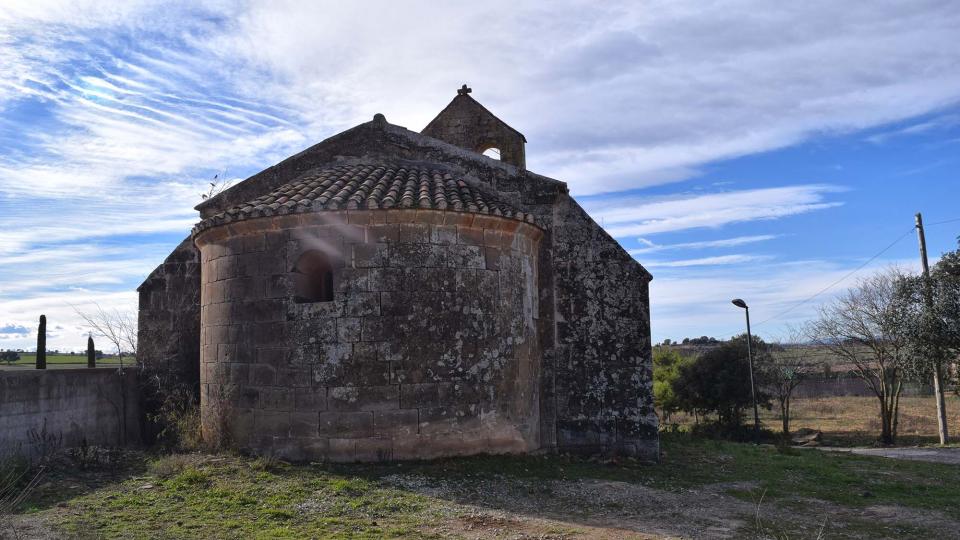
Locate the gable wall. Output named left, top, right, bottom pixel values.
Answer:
left=137, top=237, right=202, bottom=440
left=421, top=96, right=526, bottom=168
left=547, top=196, right=658, bottom=459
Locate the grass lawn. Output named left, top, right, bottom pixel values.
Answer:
left=2, top=353, right=125, bottom=368
left=9, top=433, right=960, bottom=539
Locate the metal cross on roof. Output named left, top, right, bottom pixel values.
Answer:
left=457, top=84, right=472, bottom=95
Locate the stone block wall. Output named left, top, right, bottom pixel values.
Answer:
left=194, top=209, right=542, bottom=461
left=0, top=368, right=139, bottom=457
left=496, top=172, right=658, bottom=460
left=549, top=196, right=658, bottom=459
left=138, top=237, right=202, bottom=390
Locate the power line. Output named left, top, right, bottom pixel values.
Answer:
left=750, top=227, right=917, bottom=328
left=708, top=226, right=918, bottom=340
left=669, top=215, right=959, bottom=342
left=926, top=216, right=960, bottom=227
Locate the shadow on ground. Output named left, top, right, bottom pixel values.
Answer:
left=6, top=435, right=960, bottom=539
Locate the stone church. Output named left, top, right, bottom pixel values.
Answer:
left=138, top=86, right=658, bottom=462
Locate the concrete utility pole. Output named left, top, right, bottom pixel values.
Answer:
left=916, top=212, right=949, bottom=445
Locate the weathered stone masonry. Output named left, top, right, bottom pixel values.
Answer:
left=422, top=86, right=527, bottom=169
left=139, top=88, right=658, bottom=462
left=138, top=238, right=201, bottom=391
left=194, top=209, right=542, bottom=461
left=551, top=197, right=656, bottom=456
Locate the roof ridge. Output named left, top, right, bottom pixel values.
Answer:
left=192, top=161, right=537, bottom=235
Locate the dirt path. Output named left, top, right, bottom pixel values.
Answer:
left=382, top=474, right=960, bottom=539
left=816, top=447, right=960, bottom=465
left=384, top=474, right=760, bottom=538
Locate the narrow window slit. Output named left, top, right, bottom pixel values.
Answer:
left=293, top=250, right=334, bottom=303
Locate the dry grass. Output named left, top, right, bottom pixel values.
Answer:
left=148, top=454, right=203, bottom=479
left=768, top=395, right=960, bottom=446
left=665, top=395, right=960, bottom=446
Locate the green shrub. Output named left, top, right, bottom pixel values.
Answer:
left=689, top=421, right=777, bottom=443
left=141, top=374, right=202, bottom=453
left=672, top=334, right=772, bottom=429
left=652, top=346, right=692, bottom=422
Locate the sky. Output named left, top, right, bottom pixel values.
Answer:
left=1, top=1, right=959, bottom=351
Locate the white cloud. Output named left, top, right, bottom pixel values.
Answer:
left=0, top=1, right=958, bottom=349
left=865, top=113, right=960, bottom=144
left=0, top=244, right=167, bottom=294
left=0, top=324, right=30, bottom=341
left=650, top=257, right=922, bottom=342
left=4, top=2, right=958, bottom=200
left=588, top=184, right=845, bottom=237
left=644, top=254, right=773, bottom=267
left=0, top=182, right=201, bottom=256
left=0, top=239, right=173, bottom=350
left=631, top=234, right=777, bottom=254
left=180, top=1, right=960, bottom=194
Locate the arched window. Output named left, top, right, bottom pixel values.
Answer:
left=482, top=147, right=502, bottom=160
left=293, top=250, right=334, bottom=303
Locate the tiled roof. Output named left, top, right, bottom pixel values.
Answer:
left=193, top=163, right=534, bottom=233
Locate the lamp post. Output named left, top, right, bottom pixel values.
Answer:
left=731, top=298, right=760, bottom=436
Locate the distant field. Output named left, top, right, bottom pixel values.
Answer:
left=775, top=395, right=960, bottom=446
left=665, top=395, right=960, bottom=446
left=2, top=353, right=126, bottom=368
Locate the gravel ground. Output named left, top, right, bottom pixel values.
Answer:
left=816, top=446, right=960, bottom=465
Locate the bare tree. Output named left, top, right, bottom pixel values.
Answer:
left=767, top=328, right=818, bottom=436
left=74, top=304, right=137, bottom=368
left=116, top=311, right=137, bottom=357
left=808, top=270, right=915, bottom=445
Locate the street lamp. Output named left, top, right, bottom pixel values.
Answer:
left=731, top=298, right=760, bottom=436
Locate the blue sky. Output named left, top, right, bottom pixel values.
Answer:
left=1, top=1, right=959, bottom=350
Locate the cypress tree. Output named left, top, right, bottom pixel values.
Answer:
left=87, top=335, right=96, bottom=368
left=36, top=314, right=46, bottom=369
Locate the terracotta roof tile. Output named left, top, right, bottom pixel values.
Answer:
left=194, top=163, right=534, bottom=234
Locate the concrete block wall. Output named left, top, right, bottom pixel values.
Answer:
left=194, top=209, right=542, bottom=461
left=0, top=368, right=139, bottom=457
